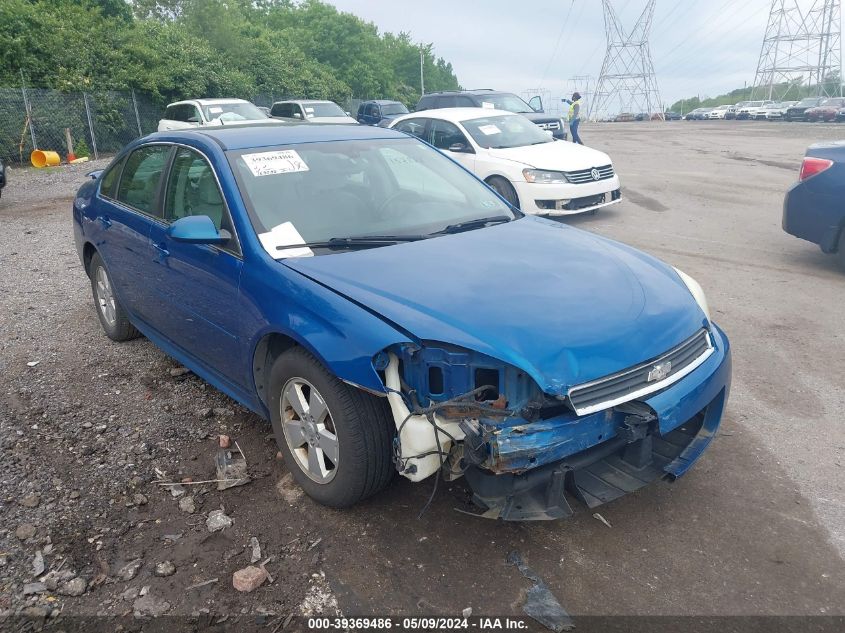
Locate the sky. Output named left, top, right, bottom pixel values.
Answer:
left=327, top=0, right=782, bottom=114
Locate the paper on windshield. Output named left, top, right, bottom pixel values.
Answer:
left=481, top=102, right=495, bottom=109
left=258, top=222, right=313, bottom=259
left=477, top=124, right=501, bottom=135
left=242, top=150, right=309, bottom=177
left=208, top=106, right=223, bottom=114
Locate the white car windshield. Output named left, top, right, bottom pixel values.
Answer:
left=203, top=102, right=268, bottom=122
left=227, top=137, right=515, bottom=254
left=304, top=103, right=347, bottom=118
left=462, top=115, right=552, bottom=149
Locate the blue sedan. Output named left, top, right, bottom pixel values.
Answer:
left=783, top=141, right=845, bottom=269
left=73, top=123, right=731, bottom=520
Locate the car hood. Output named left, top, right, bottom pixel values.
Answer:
left=486, top=141, right=613, bottom=171
left=521, top=112, right=563, bottom=125
left=282, top=217, right=706, bottom=395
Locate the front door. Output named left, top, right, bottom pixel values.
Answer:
left=147, top=146, right=246, bottom=387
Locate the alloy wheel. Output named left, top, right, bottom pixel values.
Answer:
left=280, top=378, right=339, bottom=483
left=95, top=266, right=117, bottom=326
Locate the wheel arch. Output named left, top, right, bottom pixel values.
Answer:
left=82, top=242, right=98, bottom=278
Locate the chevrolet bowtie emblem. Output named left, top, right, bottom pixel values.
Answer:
left=647, top=361, right=672, bottom=382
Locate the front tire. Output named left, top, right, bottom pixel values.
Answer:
left=269, top=347, right=395, bottom=508
left=486, top=176, right=520, bottom=209
left=89, top=252, right=140, bottom=342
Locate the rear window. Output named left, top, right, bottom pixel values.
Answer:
left=99, top=156, right=125, bottom=199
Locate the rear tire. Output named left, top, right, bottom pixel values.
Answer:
left=486, top=176, right=520, bottom=210
left=837, top=230, right=845, bottom=271
left=269, top=346, right=395, bottom=508
left=88, top=252, right=140, bottom=342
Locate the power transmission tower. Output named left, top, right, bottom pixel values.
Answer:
left=752, top=0, right=842, bottom=100
left=592, top=0, right=663, bottom=120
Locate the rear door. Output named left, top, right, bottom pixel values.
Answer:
left=96, top=144, right=172, bottom=321
left=147, top=146, right=246, bottom=386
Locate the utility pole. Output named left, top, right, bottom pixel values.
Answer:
left=752, top=0, right=841, bottom=100
left=593, top=1, right=663, bottom=120
left=420, top=46, right=425, bottom=96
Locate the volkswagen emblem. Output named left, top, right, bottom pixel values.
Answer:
left=647, top=361, right=672, bottom=383
left=590, top=168, right=601, bottom=181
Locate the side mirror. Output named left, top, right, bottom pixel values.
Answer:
left=293, top=112, right=302, bottom=119
left=448, top=142, right=472, bottom=153
left=528, top=96, right=543, bottom=112
left=166, top=215, right=230, bottom=245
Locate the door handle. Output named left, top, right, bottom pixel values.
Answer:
left=153, top=242, right=170, bottom=258
left=97, top=216, right=111, bottom=229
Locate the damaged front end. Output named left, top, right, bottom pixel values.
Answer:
left=378, top=327, right=731, bottom=520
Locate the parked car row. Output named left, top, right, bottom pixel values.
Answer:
left=158, top=90, right=570, bottom=142
left=678, top=97, right=845, bottom=122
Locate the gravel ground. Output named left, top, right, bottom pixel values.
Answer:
left=1, top=125, right=844, bottom=630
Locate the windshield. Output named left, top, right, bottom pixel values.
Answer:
left=478, top=94, right=534, bottom=114
left=304, top=102, right=347, bottom=118
left=462, top=114, right=552, bottom=149
left=227, top=137, right=514, bottom=256
left=820, top=98, right=845, bottom=107
left=381, top=103, right=409, bottom=116
left=795, top=98, right=819, bottom=107
left=203, top=102, right=268, bottom=122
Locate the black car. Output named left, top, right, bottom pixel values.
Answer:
left=785, top=97, right=824, bottom=122
left=0, top=158, right=6, bottom=199
left=415, top=90, right=568, bottom=140
left=664, top=111, right=682, bottom=121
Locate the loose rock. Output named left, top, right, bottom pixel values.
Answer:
left=133, top=493, right=149, bottom=506
left=232, top=566, right=267, bottom=593
left=20, top=493, right=40, bottom=508
left=206, top=509, right=233, bottom=532
left=15, top=523, right=36, bottom=540
left=169, top=367, right=190, bottom=377
left=23, top=582, right=47, bottom=595
left=133, top=593, right=171, bottom=617
left=58, top=577, right=87, bottom=597
left=218, top=434, right=231, bottom=448
left=178, top=496, right=196, bottom=514
left=154, top=561, right=176, bottom=577
left=117, top=559, right=144, bottom=581
left=32, top=550, right=45, bottom=576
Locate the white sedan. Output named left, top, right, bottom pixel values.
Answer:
left=388, top=108, right=621, bottom=216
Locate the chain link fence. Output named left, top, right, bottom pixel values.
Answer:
left=0, top=87, right=163, bottom=165
left=0, top=88, right=370, bottom=166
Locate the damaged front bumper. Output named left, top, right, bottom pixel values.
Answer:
left=461, top=325, right=731, bottom=520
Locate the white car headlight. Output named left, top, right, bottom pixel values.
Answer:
left=523, top=169, right=568, bottom=184
left=673, top=267, right=711, bottom=322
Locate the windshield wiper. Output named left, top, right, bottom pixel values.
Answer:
left=275, top=235, right=425, bottom=251
left=432, top=215, right=514, bottom=235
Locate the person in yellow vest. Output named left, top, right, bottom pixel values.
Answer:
left=565, top=92, right=584, bottom=145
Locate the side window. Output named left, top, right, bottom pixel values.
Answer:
left=164, top=147, right=228, bottom=233
left=186, top=105, right=201, bottom=123
left=116, top=145, right=171, bottom=216
left=455, top=96, right=476, bottom=107
left=429, top=120, right=469, bottom=150
left=435, top=96, right=457, bottom=108
left=393, top=118, right=428, bottom=139
left=99, top=156, right=126, bottom=199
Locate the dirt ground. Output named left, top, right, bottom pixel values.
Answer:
left=1, top=121, right=844, bottom=629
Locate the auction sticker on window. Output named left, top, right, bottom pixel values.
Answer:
left=478, top=124, right=501, bottom=135
left=242, top=150, right=309, bottom=177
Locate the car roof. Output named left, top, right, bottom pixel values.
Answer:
left=362, top=100, right=403, bottom=105
left=396, top=107, right=519, bottom=124
left=275, top=99, right=335, bottom=105
left=422, top=90, right=509, bottom=96
left=167, top=98, right=251, bottom=107
left=148, top=122, right=405, bottom=151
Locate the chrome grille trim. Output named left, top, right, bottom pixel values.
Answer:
left=564, top=164, right=615, bottom=183
left=567, top=329, right=714, bottom=416
left=537, top=121, right=561, bottom=131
